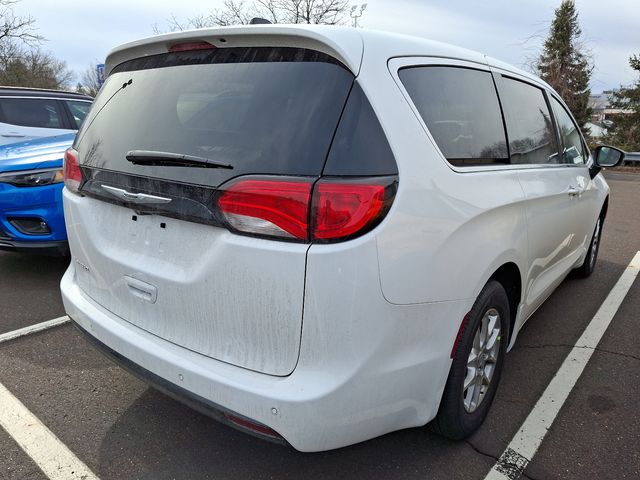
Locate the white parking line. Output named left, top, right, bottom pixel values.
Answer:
left=0, top=382, right=100, bottom=480
left=484, top=251, right=640, bottom=480
left=0, top=316, right=69, bottom=344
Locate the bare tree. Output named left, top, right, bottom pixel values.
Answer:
left=0, top=0, right=42, bottom=46
left=77, top=62, right=102, bottom=96
left=0, top=0, right=75, bottom=89
left=0, top=47, right=74, bottom=89
left=153, top=0, right=354, bottom=33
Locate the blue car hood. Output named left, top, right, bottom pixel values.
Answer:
left=0, top=133, right=75, bottom=173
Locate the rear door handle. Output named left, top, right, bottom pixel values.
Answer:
left=124, top=276, right=158, bottom=303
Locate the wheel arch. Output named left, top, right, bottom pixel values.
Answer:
left=601, top=195, right=609, bottom=220
left=488, top=262, right=521, bottom=344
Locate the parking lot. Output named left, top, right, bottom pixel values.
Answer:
left=0, top=171, right=638, bottom=480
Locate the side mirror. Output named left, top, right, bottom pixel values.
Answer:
left=593, top=145, right=625, bottom=168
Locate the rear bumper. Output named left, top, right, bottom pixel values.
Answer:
left=62, top=257, right=474, bottom=451
left=71, top=319, right=286, bottom=445
left=0, top=181, right=67, bottom=254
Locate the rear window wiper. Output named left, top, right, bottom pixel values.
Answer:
left=126, top=150, right=233, bottom=169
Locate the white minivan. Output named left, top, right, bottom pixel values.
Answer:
left=60, top=25, right=624, bottom=452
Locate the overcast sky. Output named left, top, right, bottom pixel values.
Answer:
left=14, top=0, right=640, bottom=92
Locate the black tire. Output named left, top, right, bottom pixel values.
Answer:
left=574, top=215, right=603, bottom=279
left=433, top=280, right=510, bottom=440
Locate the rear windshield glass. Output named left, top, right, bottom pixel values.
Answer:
left=76, top=47, right=354, bottom=187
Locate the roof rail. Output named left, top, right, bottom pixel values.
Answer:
left=0, top=85, right=92, bottom=97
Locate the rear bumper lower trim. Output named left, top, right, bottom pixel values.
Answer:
left=71, top=319, right=287, bottom=445
left=0, top=238, right=68, bottom=255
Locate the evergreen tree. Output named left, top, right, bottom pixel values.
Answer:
left=538, top=0, right=593, bottom=129
left=605, top=54, right=640, bottom=151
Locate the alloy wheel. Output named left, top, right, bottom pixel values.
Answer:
left=463, top=308, right=502, bottom=413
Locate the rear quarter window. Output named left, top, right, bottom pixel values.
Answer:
left=323, top=82, right=397, bottom=176
left=398, top=66, right=508, bottom=167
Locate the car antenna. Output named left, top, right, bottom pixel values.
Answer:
left=249, top=17, right=272, bottom=24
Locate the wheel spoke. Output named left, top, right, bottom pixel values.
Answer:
left=485, top=327, right=500, bottom=351
left=480, top=315, right=488, bottom=349
left=487, top=348, right=498, bottom=363
left=471, top=375, right=482, bottom=407
left=467, top=350, right=479, bottom=366
left=483, top=365, right=494, bottom=384
left=473, top=328, right=481, bottom=352
left=487, top=313, right=498, bottom=333
left=464, top=366, right=476, bottom=390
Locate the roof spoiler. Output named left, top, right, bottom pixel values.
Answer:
left=104, top=25, right=363, bottom=77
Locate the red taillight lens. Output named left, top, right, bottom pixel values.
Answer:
left=63, top=148, right=82, bottom=193
left=168, top=41, right=216, bottom=53
left=216, top=176, right=396, bottom=243
left=217, top=179, right=313, bottom=241
left=312, top=181, right=387, bottom=241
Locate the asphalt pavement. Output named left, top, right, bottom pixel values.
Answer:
left=0, top=171, right=638, bottom=480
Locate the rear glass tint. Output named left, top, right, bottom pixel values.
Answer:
left=399, top=66, right=508, bottom=166
left=499, top=77, right=559, bottom=165
left=76, top=47, right=354, bottom=187
left=323, top=82, right=397, bottom=176
left=549, top=96, right=586, bottom=164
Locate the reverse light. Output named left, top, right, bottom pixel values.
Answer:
left=63, top=148, right=82, bottom=193
left=216, top=176, right=397, bottom=243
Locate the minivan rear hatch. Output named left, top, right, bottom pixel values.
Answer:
left=68, top=43, right=356, bottom=376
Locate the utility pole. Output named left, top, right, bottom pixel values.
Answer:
left=350, top=3, right=367, bottom=28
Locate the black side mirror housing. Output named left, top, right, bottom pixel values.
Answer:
left=589, top=145, right=625, bottom=179
left=593, top=145, right=625, bottom=168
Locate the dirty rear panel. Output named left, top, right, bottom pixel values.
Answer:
left=68, top=46, right=355, bottom=376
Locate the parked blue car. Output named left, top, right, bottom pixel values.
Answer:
left=0, top=133, right=75, bottom=255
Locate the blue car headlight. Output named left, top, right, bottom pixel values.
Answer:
left=0, top=168, right=64, bottom=187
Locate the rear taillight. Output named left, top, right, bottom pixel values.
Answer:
left=218, top=179, right=313, bottom=241
left=63, top=148, right=82, bottom=193
left=312, top=179, right=389, bottom=242
left=216, top=176, right=397, bottom=243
